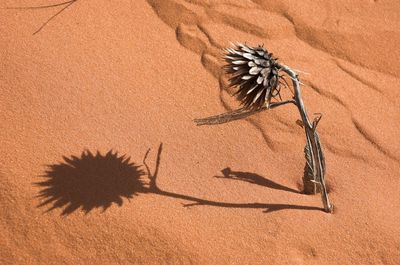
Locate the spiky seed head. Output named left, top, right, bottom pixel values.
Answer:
left=223, top=43, right=282, bottom=110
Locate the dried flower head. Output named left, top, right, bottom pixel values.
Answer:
left=224, top=43, right=286, bottom=110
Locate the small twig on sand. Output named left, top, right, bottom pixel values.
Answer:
left=5, top=0, right=78, bottom=35
left=194, top=100, right=295, bottom=126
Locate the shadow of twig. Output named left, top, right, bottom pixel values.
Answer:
left=215, top=167, right=301, bottom=194
left=143, top=144, right=321, bottom=214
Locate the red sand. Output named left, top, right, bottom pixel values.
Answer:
left=1, top=0, right=400, bottom=264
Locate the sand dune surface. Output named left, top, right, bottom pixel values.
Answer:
left=1, top=0, right=400, bottom=264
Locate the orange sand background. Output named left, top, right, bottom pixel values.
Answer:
left=1, top=0, right=400, bottom=264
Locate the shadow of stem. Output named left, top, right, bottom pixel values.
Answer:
left=37, top=143, right=322, bottom=215
left=144, top=143, right=322, bottom=214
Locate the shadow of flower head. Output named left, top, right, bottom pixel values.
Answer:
left=36, top=150, right=146, bottom=215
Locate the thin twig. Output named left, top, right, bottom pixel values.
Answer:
left=5, top=0, right=78, bottom=35
left=194, top=100, right=295, bottom=126
left=293, top=69, right=311, bottom=75
left=33, top=0, right=76, bottom=35
left=6, top=0, right=76, bottom=10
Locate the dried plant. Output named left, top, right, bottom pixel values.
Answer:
left=224, top=44, right=284, bottom=109
left=195, top=43, right=333, bottom=213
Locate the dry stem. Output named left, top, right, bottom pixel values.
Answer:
left=277, top=63, right=333, bottom=213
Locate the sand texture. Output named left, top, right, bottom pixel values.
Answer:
left=1, top=0, right=400, bottom=264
